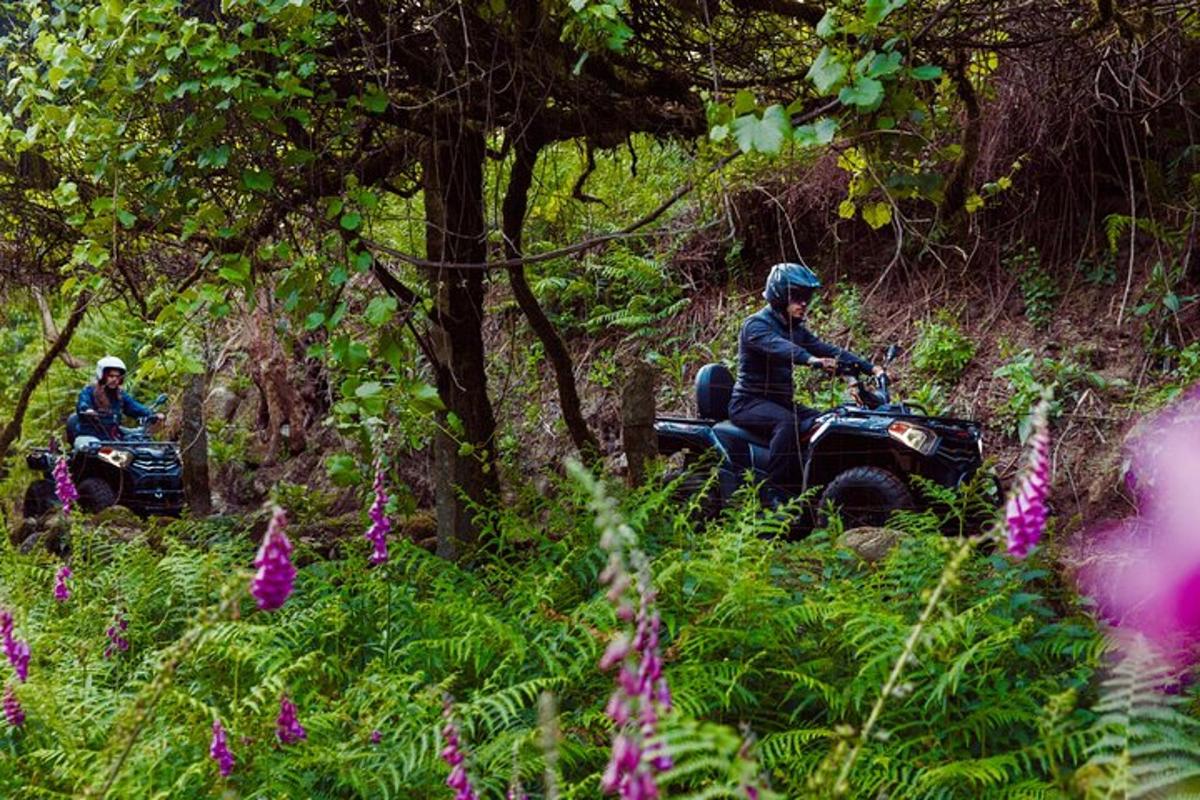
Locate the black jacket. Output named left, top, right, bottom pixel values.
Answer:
left=731, top=306, right=874, bottom=408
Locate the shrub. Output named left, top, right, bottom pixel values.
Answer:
left=911, top=311, right=976, bottom=384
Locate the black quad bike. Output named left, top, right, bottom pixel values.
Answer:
left=23, top=394, right=185, bottom=518
left=655, top=347, right=985, bottom=528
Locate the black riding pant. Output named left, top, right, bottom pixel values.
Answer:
left=728, top=395, right=817, bottom=492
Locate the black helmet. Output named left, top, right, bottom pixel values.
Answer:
left=763, top=262, right=821, bottom=310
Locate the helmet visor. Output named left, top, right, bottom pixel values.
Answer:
left=787, top=286, right=815, bottom=305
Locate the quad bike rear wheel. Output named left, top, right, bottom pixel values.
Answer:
left=818, top=466, right=913, bottom=530
left=78, top=477, right=118, bottom=513
left=663, top=466, right=722, bottom=521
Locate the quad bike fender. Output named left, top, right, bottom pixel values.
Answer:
left=654, top=418, right=722, bottom=457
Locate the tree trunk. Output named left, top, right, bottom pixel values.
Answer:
left=424, top=124, right=500, bottom=560
left=502, top=138, right=601, bottom=463
left=180, top=372, right=212, bottom=516
left=0, top=291, right=90, bottom=478
left=246, top=289, right=307, bottom=465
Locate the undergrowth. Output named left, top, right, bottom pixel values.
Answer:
left=0, top=470, right=1184, bottom=798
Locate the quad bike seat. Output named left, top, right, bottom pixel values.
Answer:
left=696, top=363, right=821, bottom=446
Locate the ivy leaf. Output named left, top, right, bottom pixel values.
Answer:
left=362, top=87, right=389, bottom=113
left=965, top=194, right=985, bottom=213
left=838, top=77, right=884, bottom=109
left=837, top=199, right=857, bottom=219
left=910, top=64, right=943, bottom=80
left=806, top=46, right=846, bottom=95
left=731, top=105, right=790, bottom=154
left=340, top=212, right=362, bottom=231
left=793, top=117, right=838, bottom=147
left=862, top=201, right=892, bottom=229
left=116, top=209, right=137, bottom=229
left=242, top=170, right=274, bottom=192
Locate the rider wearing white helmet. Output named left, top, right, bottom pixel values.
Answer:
left=76, top=356, right=163, bottom=441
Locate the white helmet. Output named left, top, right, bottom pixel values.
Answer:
left=95, top=356, right=127, bottom=383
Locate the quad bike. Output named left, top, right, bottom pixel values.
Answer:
left=23, top=394, right=185, bottom=518
left=655, top=346, right=985, bottom=528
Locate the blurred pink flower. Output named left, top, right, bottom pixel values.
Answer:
left=1074, top=384, right=1200, bottom=667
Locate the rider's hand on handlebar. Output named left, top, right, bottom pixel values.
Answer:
left=81, top=409, right=98, bottom=416
left=810, top=357, right=837, bottom=373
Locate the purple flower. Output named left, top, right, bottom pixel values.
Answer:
left=441, top=699, right=479, bottom=800
left=597, top=531, right=673, bottom=798
left=1005, top=404, right=1051, bottom=558
left=370, top=728, right=382, bottom=745
left=1, top=610, right=30, bottom=682
left=365, top=461, right=391, bottom=565
left=53, top=455, right=78, bottom=515
left=3, top=684, right=23, bottom=728
left=276, top=694, right=307, bottom=745
left=54, top=565, right=72, bottom=603
left=104, top=612, right=129, bottom=659
left=210, top=719, right=235, bottom=777
left=251, top=506, right=296, bottom=611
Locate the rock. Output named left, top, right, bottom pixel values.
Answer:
left=93, top=506, right=144, bottom=528
left=840, top=527, right=906, bottom=563
left=207, top=386, right=241, bottom=423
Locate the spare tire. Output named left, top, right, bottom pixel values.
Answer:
left=818, top=466, right=913, bottom=529
left=77, top=477, right=118, bottom=513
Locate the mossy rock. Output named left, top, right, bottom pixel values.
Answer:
left=839, top=527, right=906, bottom=563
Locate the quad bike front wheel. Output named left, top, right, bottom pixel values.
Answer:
left=818, top=466, right=914, bottom=530
left=77, top=477, right=118, bottom=513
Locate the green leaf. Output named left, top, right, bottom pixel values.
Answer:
left=303, top=311, right=326, bottom=330
left=242, top=170, right=274, bottom=192
left=910, top=64, right=943, bottom=80
left=865, top=0, right=906, bottom=26
left=326, top=454, right=363, bottom=487
left=838, top=77, right=885, bottom=109
left=837, top=199, right=857, bottom=219
left=865, top=51, right=903, bottom=78
left=355, top=381, right=383, bottom=398
left=815, top=9, right=837, bottom=38
left=733, top=89, right=757, bottom=115
left=339, top=212, right=362, bottom=231
left=116, top=209, right=136, bottom=228
left=794, top=116, right=838, bottom=147
left=862, top=201, right=892, bottom=229
left=362, top=87, right=388, bottom=113
left=365, top=295, right=398, bottom=326
left=965, top=193, right=984, bottom=213
left=730, top=105, right=790, bottom=155
left=807, top=46, right=847, bottom=95
left=198, top=145, right=230, bottom=169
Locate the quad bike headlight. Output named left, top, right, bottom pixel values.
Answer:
left=97, top=446, right=132, bottom=469
left=888, top=421, right=938, bottom=456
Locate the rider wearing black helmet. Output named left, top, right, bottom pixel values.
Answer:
left=729, top=262, right=883, bottom=503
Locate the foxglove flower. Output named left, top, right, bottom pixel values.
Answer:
left=1, top=610, right=30, bottom=682
left=3, top=684, right=23, bottom=728
left=53, top=455, right=78, bottom=515
left=251, top=506, right=296, bottom=611
left=596, top=499, right=673, bottom=799
left=364, top=461, right=391, bottom=565
left=1005, top=402, right=1051, bottom=558
left=210, top=719, right=235, bottom=777
left=276, top=694, right=306, bottom=745
left=441, top=699, right=479, bottom=800
left=104, top=612, right=129, bottom=659
left=54, top=565, right=72, bottom=603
